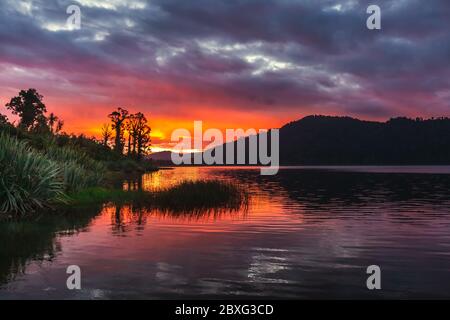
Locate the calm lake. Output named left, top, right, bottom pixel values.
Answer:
left=1, top=166, right=450, bottom=299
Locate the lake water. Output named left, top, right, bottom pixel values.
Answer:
left=1, top=166, right=450, bottom=299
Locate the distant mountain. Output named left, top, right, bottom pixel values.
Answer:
left=148, top=151, right=173, bottom=162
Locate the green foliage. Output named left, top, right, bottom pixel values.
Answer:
left=0, top=133, right=107, bottom=215
left=45, top=145, right=106, bottom=191
left=66, top=187, right=139, bottom=206
left=0, top=133, right=65, bottom=214
left=54, top=133, right=120, bottom=162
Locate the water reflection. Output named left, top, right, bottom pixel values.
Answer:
left=1, top=167, right=450, bottom=299
left=0, top=207, right=101, bottom=286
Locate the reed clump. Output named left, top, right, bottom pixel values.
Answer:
left=67, top=180, right=249, bottom=213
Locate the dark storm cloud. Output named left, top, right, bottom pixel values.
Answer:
left=0, top=0, right=449, bottom=119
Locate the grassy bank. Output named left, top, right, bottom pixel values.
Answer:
left=0, top=132, right=156, bottom=216
left=66, top=180, right=248, bottom=213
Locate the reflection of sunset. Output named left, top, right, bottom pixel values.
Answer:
left=4, top=167, right=450, bottom=299
left=121, top=167, right=304, bottom=225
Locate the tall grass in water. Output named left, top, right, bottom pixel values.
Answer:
left=0, top=134, right=106, bottom=215
left=70, top=180, right=249, bottom=216
left=0, top=133, right=64, bottom=214
left=153, top=180, right=249, bottom=213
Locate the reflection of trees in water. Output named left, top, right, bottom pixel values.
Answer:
left=0, top=207, right=101, bottom=285
left=110, top=174, right=249, bottom=234
left=108, top=203, right=248, bottom=234
left=122, top=174, right=143, bottom=191
left=259, top=170, right=450, bottom=225
left=272, top=171, right=450, bottom=205
left=110, top=204, right=148, bottom=234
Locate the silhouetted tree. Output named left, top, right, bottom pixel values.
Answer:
left=48, top=113, right=58, bottom=134
left=55, top=119, right=64, bottom=134
left=5, top=89, right=47, bottom=130
left=108, top=107, right=128, bottom=155
left=130, top=112, right=151, bottom=159
left=128, top=113, right=139, bottom=156
left=125, top=114, right=134, bottom=156
left=101, top=123, right=113, bottom=147
left=137, top=125, right=151, bottom=159
left=32, top=114, right=50, bottom=134
left=0, top=113, right=8, bottom=125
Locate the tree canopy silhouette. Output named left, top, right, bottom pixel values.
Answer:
left=5, top=89, right=47, bottom=130
left=101, top=123, right=113, bottom=147
left=47, top=112, right=63, bottom=134
left=108, top=107, right=129, bottom=155
left=0, top=113, right=7, bottom=125
left=127, top=112, right=151, bottom=159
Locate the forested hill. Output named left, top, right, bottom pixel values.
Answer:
left=279, top=115, right=450, bottom=165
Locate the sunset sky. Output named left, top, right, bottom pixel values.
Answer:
left=0, top=0, right=449, bottom=151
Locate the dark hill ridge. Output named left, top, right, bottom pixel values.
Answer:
left=280, top=115, right=450, bottom=165
left=149, top=115, right=450, bottom=165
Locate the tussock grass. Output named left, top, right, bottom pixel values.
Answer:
left=0, top=133, right=65, bottom=214
left=0, top=133, right=106, bottom=215
left=153, top=180, right=248, bottom=212
left=67, top=180, right=249, bottom=213
left=45, top=145, right=106, bottom=191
